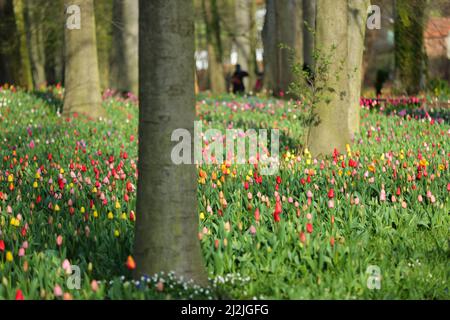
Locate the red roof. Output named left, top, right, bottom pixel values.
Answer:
left=424, top=17, right=450, bottom=39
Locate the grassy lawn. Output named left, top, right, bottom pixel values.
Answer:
left=0, top=87, right=448, bottom=299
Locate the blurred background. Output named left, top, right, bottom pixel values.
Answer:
left=0, top=0, right=449, bottom=99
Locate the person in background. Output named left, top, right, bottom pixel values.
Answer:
left=231, top=64, right=249, bottom=94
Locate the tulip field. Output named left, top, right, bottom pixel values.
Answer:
left=0, top=85, right=448, bottom=300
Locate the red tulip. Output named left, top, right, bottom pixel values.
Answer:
left=0, top=240, right=5, bottom=252
left=276, top=176, right=282, bottom=184
left=15, top=289, right=24, bottom=300
left=328, top=189, right=335, bottom=199
left=306, top=223, right=313, bottom=234
left=273, top=211, right=281, bottom=222
left=275, top=201, right=282, bottom=215
left=254, top=208, right=260, bottom=222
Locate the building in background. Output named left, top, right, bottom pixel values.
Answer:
left=424, top=17, right=450, bottom=82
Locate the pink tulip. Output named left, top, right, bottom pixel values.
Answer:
left=56, top=235, right=63, bottom=246
left=91, top=280, right=99, bottom=292
left=328, top=200, right=334, bottom=208
left=54, top=285, right=63, bottom=297
left=380, top=190, right=386, bottom=202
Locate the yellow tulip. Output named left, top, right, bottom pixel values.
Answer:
left=6, top=251, right=13, bottom=262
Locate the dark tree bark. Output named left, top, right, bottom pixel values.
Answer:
left=110, top=0, right=138, bottom=95
left=24, top=0, right=46, bottom=88
left=303, top=0, right=315, bottom=70
left=262, top=0, right=303, bottom=96
left=134, top=0, right=208, bottom=286
left=394, top=0, right=427, bottom=95
left=202, top=0, right=226, bottom=93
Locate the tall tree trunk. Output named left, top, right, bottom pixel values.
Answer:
left=94, top=0, right=113, bottom=91
left=42, top=0, right=64, bottom=85
left=248, top=0, right=258, bottom=91
left=24, top=0, right=46, bottom=88
left=0, top=0, right=18, bottom=85
left=63, top=0, right=104, bottom=118
left=394, top=0, right=427, bottom=95
left=308, top=0, right=350, bottom=157
left=202, top=0, right=226, bottom=93
left=303, top=0, right=315, bottom=70
left=347, top=0, right=369, bottom=139
left=110, top=0, right=138, bottom=95
left=262, top=0, right=277, bottom=93
left=13, top=0, right=33, bottom=90
left=235, top=0, right=255, bottom=91
left=262, top=0, right=302, bottom=97
left=134, top=0, right=208, bottom=285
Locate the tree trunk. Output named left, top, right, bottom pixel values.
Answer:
left=0, top=0, right=18, bottom=85
left=202, top=0, right=226, bottom=93
left=42, top=0, right=64, bottom=85
left=394, top=0, right=427, bottom=95
left=303, top=0, right=315, bottom=69
left=134, top=0, right=208, bottom=286
left=262, top=0, right=277, bottom=93
left=308, top=0, right=350, bottom=157
left=13, top=0, right=33, bottom=90
left=63, top=0, right=104, bottom=118
left=24, top=0, right=46, bottom=88
left=235, top=0, right=254, bottom=91
left=110, top=0, right=138, bottom=95
left=94, top=0, right=113, bottom=91
left=262, top=0, right=302, bottom=96
left=347, top=0, right=369, bottom=139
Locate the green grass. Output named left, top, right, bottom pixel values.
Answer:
left=0, top=87, right=448, bottom=299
